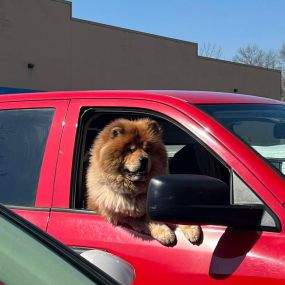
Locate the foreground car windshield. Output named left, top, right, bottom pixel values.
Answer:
left=198, top=104, right=285, bottom=176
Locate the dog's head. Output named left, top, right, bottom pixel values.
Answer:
left=93, top=118, right=167, bottom=193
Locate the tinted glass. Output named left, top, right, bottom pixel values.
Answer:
left=0, top=215, right=97, bottom=285
left=198, top=104, right=285, bottom=176
left=0, top=109, right=54, bottom=206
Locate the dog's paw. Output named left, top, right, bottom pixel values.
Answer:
left=179, top=225, right=202, bottom=243
left=150, top=223, right=176, bottom=245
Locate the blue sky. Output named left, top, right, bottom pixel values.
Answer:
left=69, top=0, right=284, bottom=60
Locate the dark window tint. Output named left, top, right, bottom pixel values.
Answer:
left=0, top=109, right=54, bottom=206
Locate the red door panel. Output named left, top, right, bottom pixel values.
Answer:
left=47, top=210, right=285, bottom=284
left=12, top=209, right=50, bottom=231
left=0, top=100, right=69, bottom=231
left=47, top=210, right=223, bottom=284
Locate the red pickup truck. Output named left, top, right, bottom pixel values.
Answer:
left=1, top=90, right=285, bottom=284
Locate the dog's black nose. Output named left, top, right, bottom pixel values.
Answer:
left=139, top=157, right=149, bottom=172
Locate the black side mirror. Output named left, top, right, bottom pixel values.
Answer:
left=147, top=175, right=264, bottom=230
left=274, top=122, right=285, bottom=139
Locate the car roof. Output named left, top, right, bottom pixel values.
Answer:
left=0, top=90, right=282, bottom=105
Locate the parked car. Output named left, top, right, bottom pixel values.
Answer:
left=1, top=90, right=285, bottom=284
left=0, top=203, right=134, bottom=285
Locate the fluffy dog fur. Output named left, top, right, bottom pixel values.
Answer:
left=86, top=118, right=201, bottom=245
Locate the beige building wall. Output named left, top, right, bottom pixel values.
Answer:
left=0, top=0, right=282, bottom=99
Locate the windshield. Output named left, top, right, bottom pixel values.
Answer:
left=198, top=104, right=285, bottom=176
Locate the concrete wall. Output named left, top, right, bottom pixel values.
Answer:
left=0, top=0, right=72, bottom=90
left=0, top=0, right=282, bottom=99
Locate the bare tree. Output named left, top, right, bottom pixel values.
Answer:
left=199, top=43, right=223, bottom=59
left=280, top=44, right=285, bottom=61
left=233, top=44, right=280, bottom=68
left=233, top=44, right=285, bottom=100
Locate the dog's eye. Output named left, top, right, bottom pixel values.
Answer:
left=126, top=145, right=135, bottom=152
left=143, top=145, right=151, bottom=152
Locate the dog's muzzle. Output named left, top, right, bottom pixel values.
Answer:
left=123, top=157, right=149, bottom=182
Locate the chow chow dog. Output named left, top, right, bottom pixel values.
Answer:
left=86, top=118, right=201, bottom=245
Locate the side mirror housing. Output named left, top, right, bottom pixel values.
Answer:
left=147, top=175, right=264, bottom=229
left=81, top=250, right=135, bottom=285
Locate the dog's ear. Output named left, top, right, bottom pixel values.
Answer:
left=110, top=126, right=124, bottom=138
left=147, top=120, right=162, bottom=136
